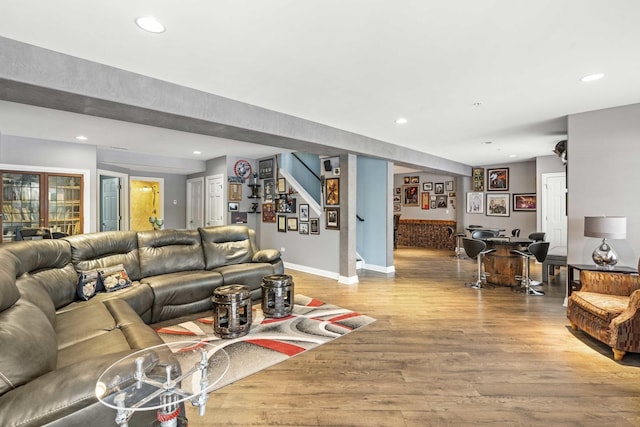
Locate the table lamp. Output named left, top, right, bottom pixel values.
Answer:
left=584, top=216, right=626, bottom=269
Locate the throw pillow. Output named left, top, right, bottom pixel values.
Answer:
left=99, top=264, right=133, bottom=292
left=77, top=269, right=101, bottom=301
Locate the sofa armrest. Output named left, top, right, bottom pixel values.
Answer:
left=252, top=249, right=281, bottom=263
left=579, top=270, right=640, bottom=296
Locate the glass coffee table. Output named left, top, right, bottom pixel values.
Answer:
left=95, top=341, right=230, bottom=427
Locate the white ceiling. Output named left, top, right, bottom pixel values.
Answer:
left=1, top=0, right=640, bottom=172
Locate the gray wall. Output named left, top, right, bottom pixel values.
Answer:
left=567, top=103, right=640, bottom=267
left=461, top=161, right=538, bottom=237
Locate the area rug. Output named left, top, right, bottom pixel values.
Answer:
left=155, top=294, right=375, bottom=389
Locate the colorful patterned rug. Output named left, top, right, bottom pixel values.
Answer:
left=156, top=294, right=375, bottom=389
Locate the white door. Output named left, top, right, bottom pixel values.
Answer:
left=186, top=177, right=205, bottom=229
left=205, top=174, right=224, bottom=226
left=100, top=176, right=120, bottom=231
left=542, top=172, right=567, bottom=249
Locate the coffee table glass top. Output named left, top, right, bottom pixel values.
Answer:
left=95, top=341, right=229, bottom=412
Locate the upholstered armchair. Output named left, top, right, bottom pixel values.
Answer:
left=567, top=267, right=640, bottom=361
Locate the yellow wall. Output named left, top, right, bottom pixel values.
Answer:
left=130, top=180, right=160, bottom=231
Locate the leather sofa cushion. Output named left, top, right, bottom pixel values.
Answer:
left=143, top=270, right=223, bottom=322
left=199, top=225, right=255, bottom=269
left=16, top=273, right=57, bottom=327
left=0, top=350, right=157, bottom=427
left=65, top=231, right=142, bottom=281
left=215, top=262, right=276, bottom=290
left=137, top=229, right=205, bottom=277
left=0, top=299, right=57, bottom=397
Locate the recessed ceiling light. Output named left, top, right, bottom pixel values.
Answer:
left=508, top=154, right=517, bottom=158
left=75, top=135, right=88, bottom=141
left=394, top=117, right=408, bottom=125
left=481, top=141, right=492, bottom=145
left=193, top=151, right=202, bottom=155
left=135, top=16, right=165, bottom=33
left=580, top=73, right=604, bottom=82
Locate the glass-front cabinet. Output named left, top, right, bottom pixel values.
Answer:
left=1, top=171, right=83, bottom=242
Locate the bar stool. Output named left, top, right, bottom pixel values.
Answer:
left=528, top=232, right=546, bottom=242
left=462, top=238, right=496, bottom=289
left=471, top=230, right=496, bottom=239
left=512, top=241, right=550, bottom=296
left=447, top=226, right=466, bottom=258
left=511, top=228, right=521, bottom=237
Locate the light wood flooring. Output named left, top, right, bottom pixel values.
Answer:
left=186, top=247, right=640, bottom=426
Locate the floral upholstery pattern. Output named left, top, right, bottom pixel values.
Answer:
left=567, top=269, right=640, bottom=360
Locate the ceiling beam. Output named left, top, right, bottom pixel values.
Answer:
left=0, top=36, right=471, bottom=176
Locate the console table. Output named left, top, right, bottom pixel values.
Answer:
left=567, top=264, right=639, bottom=296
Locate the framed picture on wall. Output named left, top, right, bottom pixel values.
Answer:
left=434, top=183, right=444, bottom=194
left=513, top=193, right=537, bottom=211
left=287, top=217, right=298, bottom=231
left=228, top=202, right=239, bottom=212
left=262, top=203, right=276, bottom=222
left=277, top=215, right=287, bottom=232
left=445, top=181, right=454, bottom=191
left=421, top=192, right=430, bottom=209
left=466, top=192, right=484, bottom=214
left=228, top=183, right=242, bottom=201
left=402, top=185, right=419, bottom=206
left=423, top=182, right=433, bottom=191
left=326, top=207, right=340, bottom=229
left=299, top=204, right=309, bottom=221
left=258, top=158, right=274, bottom=179
left=277, top=178, right=287, bottom=193
left=487, top=167, right=509, bottom=191
left=436, top=195, right=448, bottom=208
left=430, top=200, right=436, bottom=209
left=299, top=222, right=309, bottom=234
left=472, top=167, right=485, bottom=191
left=325, top=178, right=340, bottom=205
left=486, top=193, right=510, bottom=216
left=310, top=218, right=320, bottom=234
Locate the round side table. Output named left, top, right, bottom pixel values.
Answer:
left=95, top=341, right=230, bottom=427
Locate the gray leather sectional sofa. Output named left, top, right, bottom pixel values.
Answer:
left=0, top=225, right=283, bottom=427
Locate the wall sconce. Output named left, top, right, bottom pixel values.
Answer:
left=584, top=216, right=626, bottom=269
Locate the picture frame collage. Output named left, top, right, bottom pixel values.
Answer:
left=466, top=167, right=536, bottom=216
left=395, top=176, right=456, bottom=212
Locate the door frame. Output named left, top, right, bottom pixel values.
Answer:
left=130, top=176, right=164, bottom=230
left=97, top=169, right=129, bottom=231
left=541, top=171, right=567, bottom=249
left=186, top=176, right=205, bottom=229
left=205, top=174, right=225, bottom=227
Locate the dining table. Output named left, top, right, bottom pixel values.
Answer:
left=481, top=237, right=533, bottom=286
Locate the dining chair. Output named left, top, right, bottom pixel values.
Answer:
left=512, top=241, right=550, bottom=295
left=448, top=226, right=466, bottom=258
left=471, top=230, right=496, bottom=239
left=528, top=232, right=546, bottom=242
left=511, top=228, right=521, bottom=237
left=462, top=238, right=496, bottom=289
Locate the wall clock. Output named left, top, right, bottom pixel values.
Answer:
left=234, top=160, right=253, bottom=182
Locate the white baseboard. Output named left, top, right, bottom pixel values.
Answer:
left=283, top=262, right=339, bottom=280
left=362, top=263, right=396, bottom=274
left=338, top=275, right=359, bottom=285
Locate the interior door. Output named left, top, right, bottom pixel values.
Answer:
left=186, top=177, right=204, bottom=229
left=100, top=176, right=120, bottom=231
left=205, top=174, right=224, bottom=226
left=542, top=172, right=567, bottom=249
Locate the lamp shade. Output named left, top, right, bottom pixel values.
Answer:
left=584, top=216, right=627, bottom=239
